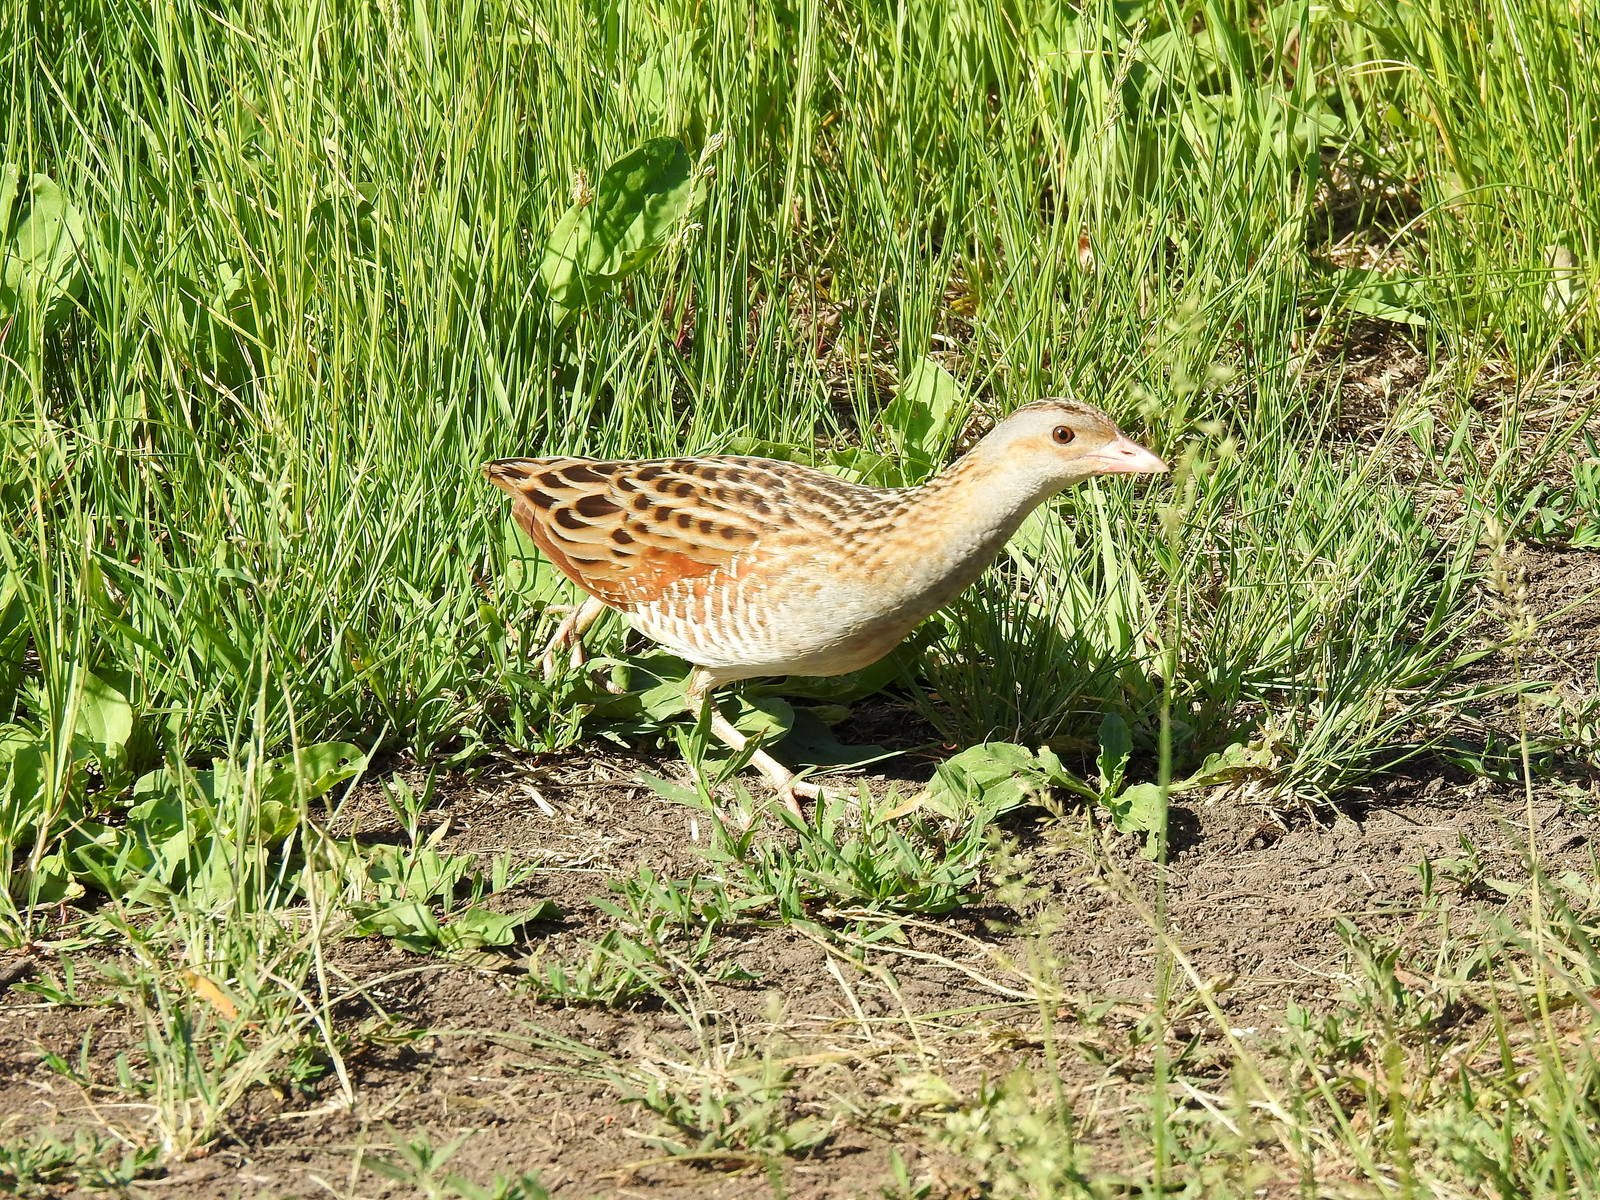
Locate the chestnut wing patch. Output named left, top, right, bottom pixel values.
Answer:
left=485, top=457, right=765, bottom=610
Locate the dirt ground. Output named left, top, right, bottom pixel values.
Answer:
left=1, top=548, right=1596, bottom=1199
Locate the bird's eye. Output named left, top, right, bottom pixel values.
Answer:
left=1052, top=425, right=1076, bottom=445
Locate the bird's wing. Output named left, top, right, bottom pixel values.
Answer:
left=483, top=457, right=770, bottom=610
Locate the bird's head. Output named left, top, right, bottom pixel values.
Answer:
left=983, top=398, right=1168, bottom=488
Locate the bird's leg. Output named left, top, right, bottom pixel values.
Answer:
left=540, top=595, right=606, bottom=681
left=706, top=709, right=820, bottom=818
left=686, top=668, right=817, bottom=818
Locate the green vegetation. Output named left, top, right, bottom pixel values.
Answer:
left=1, top=0, right=1597, bottom=1195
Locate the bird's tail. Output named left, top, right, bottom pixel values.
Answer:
left=482, top=459, right=538, bottom=491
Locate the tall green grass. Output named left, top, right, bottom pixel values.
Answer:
left=1, top=0, right=1593, bottom=901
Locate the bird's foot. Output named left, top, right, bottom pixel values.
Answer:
left=539, top=635, right=587, bottom=681
left=539, top=598, right=607, bottom=682
left=541, top=649, right=625, bottom=695
left=774, top=776, right=821, bottom=819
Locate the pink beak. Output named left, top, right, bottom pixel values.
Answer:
left=1085, top=434, right=1169, bottom=476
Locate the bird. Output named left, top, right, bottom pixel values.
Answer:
left=484, top=398, right=1167, bottom=815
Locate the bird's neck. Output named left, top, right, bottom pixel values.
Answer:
left=873, top=444, right=1063, bottom=610
left=906, top=439, right=1061, bottom=542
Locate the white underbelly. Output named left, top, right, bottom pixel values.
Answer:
left=626, top=578, right=923, bottom=682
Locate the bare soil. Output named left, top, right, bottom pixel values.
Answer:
left=2, top=549, right=1596, bottom=1200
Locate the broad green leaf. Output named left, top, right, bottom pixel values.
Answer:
left=0, top=724, right=48, bottom=843
left=0, top=167, right=88, bottom=325
left=538, top=202, right=591, bottom=322
left=0, top=723, right=43, bottom=768
left=721, top=436, right=811, bottom=463
left=1182, top=85, right=1342, bottom=174
left=735, top=695, right=795, bottom=740
left=1101, top=781, right=1165, bottom=836
left=1186, top=738, right=1279, bottom=787
left=100, top=744, right=365, bottom=901
left=1096, top=712, right=1132, bottom=795
left=440, top=901, right=559, bottom=950
left=501, top=516, right=575, bottom=604
left=16, top=846, right=83, bottom=906
left=773, top=707, right=892, bottom=770
left=768, top=632, right=931, bottom=703
left=63, top=817, right=169, bottom=901
left=352, top=900, right=441, bottom=948
left=0, top=166, right=16, bottom=232
left=72, top=672, right=133, bottom=763
left=634, top=671, right=695, bottom=720
left=127, top=769, right=197, bottom=839
left=821, top=446, right=898, bottom=486
left=358, top=843, right=475, bottom=904
left=586, top=139, right=695, bottom=278
left=922, top=742, right=1086, bottom=820
left=538, top=137, right=695, bottom=322
left=882, top=356, right=965, bottom=474
left=352, top=896, right=556, bottom=954
left=0, top=574, right=25, bottom=709
left=628, top=31, right=704, bottom=126
left=250, top=801, right=301, bottom=841
left=584, top=653, right=697, bottom=726
left=257, top=741, right=367, bottom=809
